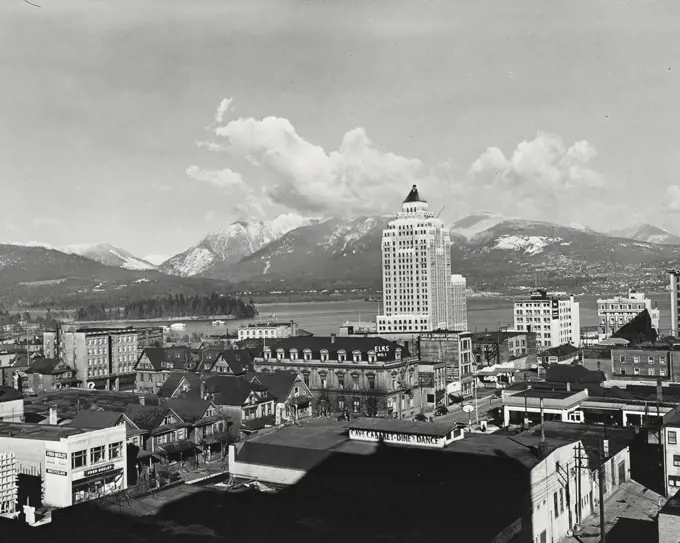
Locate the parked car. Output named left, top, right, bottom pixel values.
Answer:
left=433, top=405, right=449, bottom=417
left=413, top=413, right=428, bottom=422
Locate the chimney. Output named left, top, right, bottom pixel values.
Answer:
left=597, top=360, right=601, bottom=372
left=48, top=405, right=57, bottom=425
left=139, top=395, right=145, bottom=406
left=566, top=382, right=571, bottom=392
left=290, top=320, right=298, bottom=337
left=200, top=379, right=207, bottom=401
left=331, top=333, right=336, bottom=344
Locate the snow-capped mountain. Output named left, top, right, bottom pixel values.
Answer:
left=608, top=223, right=680, bottom=246
left=10, top=242, right=156, bottom=270
left=450, top=212, right=511, bottom=239
left=160, top=214, right=313, bottom=277
left=210, top=216, right=389, bottom=287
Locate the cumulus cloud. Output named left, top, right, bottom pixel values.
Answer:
left=186, top=165, right=245, bottom=189
left=214, top=97, right=234, bottom=124
left=468, top=132, right=604, bottom=191
left=206, top=107, right=426, bottom=217
left=666, top=185, right=680, bottom=212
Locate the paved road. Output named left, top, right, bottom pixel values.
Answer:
left=429, top=395, right=502, bottom=426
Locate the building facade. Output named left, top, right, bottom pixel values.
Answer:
left=237, top=320, right=300, bottom=341
left=45, top=326, right=163, bottom=392
left=611, top=347, right=673, bottom=382
left=471, top=330, right=538, bottom=369
left=671, top=270, right=680, bottom=338
left=418, top=331, right=474, bottom=402
left=377, top=185, right=467, bottom=334
left=513, top=290, right=581, bottom=349
left=252, top=335, right=420, bottom=420
left=597, top=289, right=660, bottom=341
left=0, top=422, right=127, bottom=509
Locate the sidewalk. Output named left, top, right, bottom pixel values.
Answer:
left=559, top=480, right=665, bottom=543
left=178, top=457, right=228, bottom=484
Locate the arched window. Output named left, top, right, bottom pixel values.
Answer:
left=303, top=349, right=312, bottom=361
left=320, top=349, right=329, bottom=362
left=276, top=349, right=284, bottom=360
left=337, top=350, right=346, bottom=363
left=290, top=349, right=298, bottom=361
left=395, top=348, right=402, bottom=361
left=368, top=351, right=376, bottom=363
left=352, top=350, right=361, bottom=363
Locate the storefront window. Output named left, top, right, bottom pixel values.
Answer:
left=72, top=450, right=87, bottom=469
left=90, top=445, right=105, bottom=464
left=108, top=442, right=123, bottom=459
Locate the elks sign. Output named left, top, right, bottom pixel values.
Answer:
left=349, top=428, right=445, bottom=448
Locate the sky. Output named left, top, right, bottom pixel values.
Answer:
left=1, top=0, right=680, bottom=264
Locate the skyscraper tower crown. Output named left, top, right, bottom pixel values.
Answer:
left=403, top=184, right=425, bottom=204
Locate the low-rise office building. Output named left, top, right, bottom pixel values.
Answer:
left=237, top=320, right=300, bottom=341
left=598, top=289, right=660, bottom=341
left=0, top=421, right=127, bottom=509
left=471, top=330, right=538, bottom=368
left=612, top=346, right=676, bottom=382
left=513, top=289, right=580, bottom=349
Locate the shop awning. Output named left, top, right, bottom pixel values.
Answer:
left=157, top=439, right=197, bottom=455
left=72, top=467, right=124, bottom=489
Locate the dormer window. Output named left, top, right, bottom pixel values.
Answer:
left=290, top=349, right=298, bottom=361
left=303, top=349, right=312, bottom=361
left=352, top=350, right=361, bottom=363
left=263, top=348, right=271, bottom=361
left=395, top=348, right=402, bottom=361
left=368, top=351, right=376, bottom=363
left=276, top=349, right=284, bottom=360
left=337, top=350, right=346, bottom=363
left=320, top=349, right=329, bottom=362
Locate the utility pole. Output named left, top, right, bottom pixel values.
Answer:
left=599, top=439, right=608, bottom=543
left=523, top=373, right=529, bottom=430
left=575, top=442, right=582, bottom=525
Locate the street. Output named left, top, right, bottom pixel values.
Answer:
left=431, top=392, right=502, bottom=427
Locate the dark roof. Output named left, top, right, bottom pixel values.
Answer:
left=267, top=336, right=410, bottom=361
left=156, top=371, right=198, bottom=399
left=347, top=418, right=456, bottom=438
left=204, top=350, right=251, bottom=374
left=164, top=398, right=213, bottom=423
left=612, top=309, right=658, bottom=345
left=69, top=410, right=126, bottom=429
left=538, top=344, right=579, bottom=358
left=514, top=422, right=636, bottom=469
left=125, top=405, right=177, bottom=430
left=545, top=364, right=605, bottom=384
left=403, top=184, right=425, bottom=203
left=246, top=371, right=300, bottom=401
left=137, top=348, right=186, bottom=371
left=663, top=404, right=680, bottom=427
left=0, top=386, right=22, bottom=402
left=25, top=358, right=69, bottom=375
left=203, top=375, right=272, bottom=406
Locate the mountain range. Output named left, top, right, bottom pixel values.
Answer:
left=5, top=213, right=680, bottom=302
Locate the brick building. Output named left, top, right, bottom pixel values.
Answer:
left=611, top=347, right=678, bottom=382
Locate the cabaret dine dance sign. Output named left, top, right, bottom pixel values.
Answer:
left=349, top=428, right=445, bottom=448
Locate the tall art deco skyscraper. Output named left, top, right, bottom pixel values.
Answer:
left=377, top=185, right=468, bottom=334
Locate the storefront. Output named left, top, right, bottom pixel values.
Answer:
left=72, top=464, right=125, bottom=504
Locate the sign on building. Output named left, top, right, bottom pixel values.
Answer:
left=418, top=372, right=434, bottom=387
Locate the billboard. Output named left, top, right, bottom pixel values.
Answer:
left=552, top=299, right=559, bottom=320
left=418, top=372, right=434, bottom=388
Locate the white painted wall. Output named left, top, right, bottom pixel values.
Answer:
left=228, top=445, right=306, bottom=486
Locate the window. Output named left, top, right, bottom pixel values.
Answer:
left=633, top=367, right=640, bottom=375
left=649, top=368, right=655, bottom=376
left=90, top=445, right=105, bottom=464
left=108, top=442, right=123, bottom=459
left=633, top=357, right=640, bottom=364
left=559, top=488, right=564, bottom=513
left=619, top=356, right=625, bottom=363
left=670, top=475, right=680, bottom=487
left=553, top=492, right=559, bottom=517
left=669, top=431, right=677, bottom=445
left=303, top=374, right=310, bottom=387
left=353, top=398, right=360, bottom=413
left=320, top=350, right=329, bottom=362
left=321, top=377, right=327, bottom=389
left=661, top=369, right=667, bottom=377
left=352, top=375, right=360, bottom=390
left=368, top=375, right=375, bottom=390
left=649, top=357, right=654, bottom=364
left=72, top=450, right=87, bottom=469
left=294, top=386, right=299, bottom=396
left=620, top=368, right=626, bottom=375
left=338, top=399, right=345, bottom=411
left=338, top=375, right=345, bottom=389
left=673, top=455, right=680, bottom=468
left=353, top=351, right=361, bottom=363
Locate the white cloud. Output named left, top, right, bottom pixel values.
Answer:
left=205, top=104, right=428, bottom=217
left=666, top=185, right=680, bottom=212
left=143, top=254, right=169, bottom=266
left=196, top=141, right=225, bottom=152
left=186, top=165, right=245, bottom=189
left=214, top=97, right=234, bottom=124
left=204, top=210, right=216, bottom=222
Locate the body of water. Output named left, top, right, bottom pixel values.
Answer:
left=78, top=293, right=674, bottom=338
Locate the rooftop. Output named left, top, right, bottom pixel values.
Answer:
left=0, top=421, right=94, bottom=441
left=403, top=184, right=425, bottom=204
left=347, top=417, right=456, bottom=437
left=471, top=331, right=527, bottom=342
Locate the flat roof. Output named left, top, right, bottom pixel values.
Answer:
left=517, top=389, right=581, bottom=400
left=0, top=422, right=91, bottom=441
left=347, top=418, right=455, bottom=437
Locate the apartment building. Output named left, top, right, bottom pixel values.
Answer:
left=377, top=185, right=467, bottom=334
left=597, top=289, right=660, bottom=341
left=471, top=330, right=538, bottom=368
left=44, top=326, right=163, bottom=392
left=237, top=320, right=300, bottom=341
left=418, top=330, right=474, bottom=402
left=513, top=290, right=581, bottom=349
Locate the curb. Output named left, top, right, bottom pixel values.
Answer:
left=185, top=470, right=229, bottom=485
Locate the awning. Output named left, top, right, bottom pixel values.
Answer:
left=582, top=407, right=622, bottom=416
left=157, top=439, right=197, bottom=455
left=72, top=468, right=124, bottom=489
left=290, top=396, right=311, bottom=406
